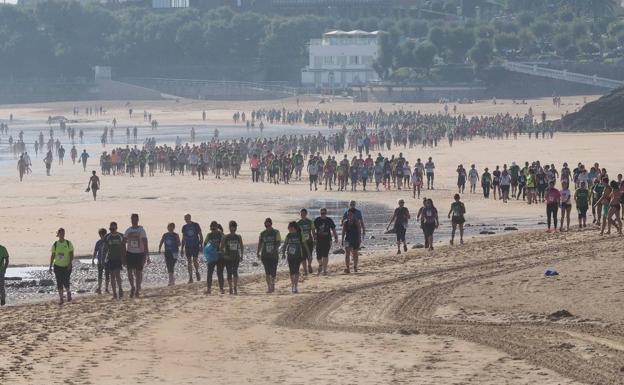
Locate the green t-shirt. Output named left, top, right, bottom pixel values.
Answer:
left=297, top=218, right=313, bottom=241
left=451, top=201, right=465, bottom=218
left=284, top=233, right=303, bottom=258
left=592, top=184, right=605, bottom=201
left=575, top=188, right=589, bottom=208
left=104, top=233, right=124, bottom=261
left=223, top=233, right=242, bottom=261
left=259, top=228, right=281, bottom=258
left=0, top=245, right=8, bottom=273
left=510, top=165, right=520, bottom=178
left=51, top=240, right=74, bottom=268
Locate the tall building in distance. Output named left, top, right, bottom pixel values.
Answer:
left=301, top=30, right=380, bottom=88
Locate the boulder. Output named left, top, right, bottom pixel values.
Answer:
left=332, top=248, right=345, bottom=255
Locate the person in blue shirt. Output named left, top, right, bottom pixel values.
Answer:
left=91, top=228, right=108, bottom=295
left=181, top=214, right=203, bottom=283
left=159, top=223, right=181, bottom=286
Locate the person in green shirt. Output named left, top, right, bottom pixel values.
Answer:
left=591, top=178, right=605, bottom=225
left=49, top=228, right=74, bottom=305
left=575, top=181, right=589, bottom=228
left=103, top=222, right=125, bottom=300
left=297, top=209, right=315, bottom=276
left=221, top=221, right=243, bottom=295
left=257, top=218, right=281, bottom=293
left=0, top=244, right=9, bottom=306
left=282, top=221, right=308, bottom=294
left=447, top=194, right=466, bottom=245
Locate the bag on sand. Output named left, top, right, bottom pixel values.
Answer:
left=203, top=242, right=218, bottom=264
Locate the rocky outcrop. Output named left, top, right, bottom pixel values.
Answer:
left=560, top=87, right=624, bottom=131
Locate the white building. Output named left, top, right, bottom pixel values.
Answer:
left=301, top=30, right=381, bottom=88
left=152, top=0, right=189, bottom=8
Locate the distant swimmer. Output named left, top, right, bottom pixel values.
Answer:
left=49, top=228, right=74, bottom=305
left=86, top=171, right=100, bottom=201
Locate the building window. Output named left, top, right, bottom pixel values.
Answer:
left=349, top=56, right=359, bottom=65
left=337, top=56, right=347, bottom=66
left=313, top=56, right=322, bottom=68
left=323, top=56, right=334, bottom=65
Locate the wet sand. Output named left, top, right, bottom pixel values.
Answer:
left=0, top=94, right=622, bottom=384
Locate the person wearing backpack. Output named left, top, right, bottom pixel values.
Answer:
left=49, top=228, right=74, bottom=305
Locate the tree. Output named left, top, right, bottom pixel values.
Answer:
left=494, top=32, right=521, bottom=53
left=413, top=41, right=437, bottom=74
left=468, top=39, right=493, bottom=71
left=531, top=19, right=553, bottom=39
left=372, top=31, right=399, bottom=80
left=428, top=26, right=447, bottom=54
left=446, top=27, right=475, bottom=63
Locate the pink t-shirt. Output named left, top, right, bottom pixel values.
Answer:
left=250, top=158, right=259, bottom=169
left=546, top=188, right=561, bottom=204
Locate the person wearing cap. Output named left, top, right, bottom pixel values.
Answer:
left=257, top=218, right=281, bottom=293
left=342, top=200, right=365, bottom=237
left=386, top=199, right=411, bottom=254
left=49, top=228, right=74, bottom=304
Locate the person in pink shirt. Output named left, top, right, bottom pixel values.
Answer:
left=545, top=181, right=561, bottom=232
left=250, top=154, right=260, bottom=183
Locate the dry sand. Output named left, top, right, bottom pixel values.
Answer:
left=0, top=94, right=622, bottom=384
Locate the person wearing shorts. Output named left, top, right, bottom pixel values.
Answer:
left=342, top=209, right=362, bottom=273
left=221, top=221, right=243, bottom=295
left=574, top=181, right=589, bottom=228
left=159, top=223, right=180, bottom=286
left=49, top=228, right=74, bottom=305
left=314, top=208, right=338, bottom=275
left=448, top=194, right=466, bottom=245
left=297, top=209, right=314, bottom=275
left=420, top=199, right=438, bottom=251
left=257, top=218, right=281, bottom=293
left=104, top=222, right=125, bottom=300
left=91, top=228, right=108, bottom=294
left=283, top=221, right=307, bottom=294
left=386, top=199, right=410, bottom=255
left=204, top=222, right=225, bottom=294
left=545, top=181, right=560, bottom=232
left=124, top=213, right=149, bottom=298
left=425, top=157, right=435, bottom=189
left=181, top=214, right=203, bottom=283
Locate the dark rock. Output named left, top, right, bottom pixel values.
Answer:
left=412, top=244, right=425, bottom=249
left=479, top=231, right=496, bottom=235
left=384, top=229, right=396, bottom=234
left=504, top=226, right=518, bottom=231
left=369, top=235, right=375, bottom=240
left=251, top=262, right=259, bottom=267
left=4, top=277, right=22, bottom=281
left=38, top=289, right=47, bottom=294
left=85, top=278, right=97, bottom=283
left=80, top=267, right=90, bottom=271
left=538, top=221, right=547, bottom=225
left=332, top=248, right=345, bottom=255
left=77, top=289, right=87, bottom=294
left=560, top=87, right=624, bottom=131
left=547, top=310, right=574, bottom=321
left=558, top=342, right=575, bottom=350
left=39, top=279, right=55, bottom=287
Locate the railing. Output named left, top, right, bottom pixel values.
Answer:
left=122, top=77, right=299, bottom=96
left=502, top=61, right=624, bottom=89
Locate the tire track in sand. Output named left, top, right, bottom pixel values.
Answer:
left=277, top=231, right=624, bottom=385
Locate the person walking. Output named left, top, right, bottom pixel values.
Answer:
left=204, top=222, right=225, bottom=294
left=313, top=208, right=338, bottom=275
left=448, top=194, right=466, bottom=245
left=257, top=218, right=281, bottom=293
left=386, top=199, right=410, bottom=254
left=49, top=228, right=74, bottom=304
left=0, top=244, right=8, bottom=306
left=124, top=214, right=149, bottom=298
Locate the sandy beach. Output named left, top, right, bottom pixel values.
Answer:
left=1, top=94, right=622, bottom=384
